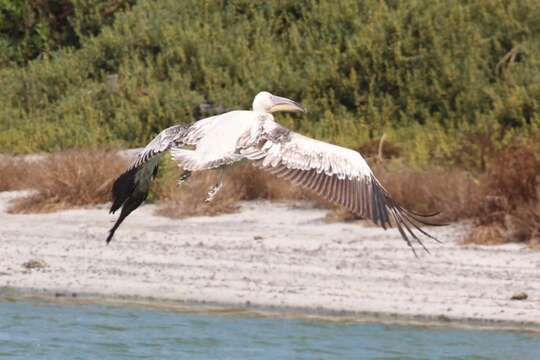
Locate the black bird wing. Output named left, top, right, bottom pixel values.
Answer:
left=107, top=124, right=189, bottom=243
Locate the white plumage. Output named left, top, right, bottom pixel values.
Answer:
left=108, top=91, right=441, bottom=254
left=171, top=111, right=262, bottom=171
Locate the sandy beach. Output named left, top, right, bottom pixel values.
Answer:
left=1, top=190, right=539, bottom=330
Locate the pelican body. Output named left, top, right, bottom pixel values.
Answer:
left=108, top=91, right=440, bottom=254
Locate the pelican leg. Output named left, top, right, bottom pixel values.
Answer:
left=176, top=170, right=192, bottom=187
left=205, top=171, right=225, bottom=202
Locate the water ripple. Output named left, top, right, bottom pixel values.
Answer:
left=0, top=300, right=539, bottom=360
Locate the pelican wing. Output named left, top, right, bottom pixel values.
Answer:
left=128, top=124, right=190, bottom=171
left=123, top=115, right=219, bottom=173
left=240, top=121, right=439, bottom=254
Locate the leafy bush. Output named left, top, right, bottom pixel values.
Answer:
left=0, top=0, right=538, bottom=170
left=0, top=0, right=135, bottom=65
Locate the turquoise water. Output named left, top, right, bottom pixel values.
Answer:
left=0, top=301, right=539, bottom=359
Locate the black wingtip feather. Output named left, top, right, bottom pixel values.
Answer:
left=401, top=208, right=441, bottom=218
left=390, top=209, right=418, bottom=258
left=369, top=175, right=444, bottom=254
left=395, top=204, right=447, bottom=227
left=399, top=211, right=443, bottom=244
left=393, top=208, right=430, bottom=254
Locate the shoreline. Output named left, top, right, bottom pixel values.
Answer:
left=2, top=287, right=540, bottom=333
left=1, top=191, right=540, bottom=332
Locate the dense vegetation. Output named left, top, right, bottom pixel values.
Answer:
left=0, top=0, right=538, bottom=170
left=0, top=0, right=135, bottom=65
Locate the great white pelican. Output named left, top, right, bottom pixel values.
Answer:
left=107, top=91, right=441, bottom=254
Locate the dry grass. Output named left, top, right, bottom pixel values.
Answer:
left=155, top=163, right=321, bottom=219
left=3, top=144, right=539, bottom=248
left=155, top=170, right=243, bottom=218
left=143, top=142, right=540, bottom=248
left=7, top=149, right=127, bottom=213
left=374, top=164, right=483, bottom=222
left=155, top=154, right=483, bottom=225
left=346, top=144, right=540, bottom=248
left=463, top=204, right=540, bottom=248
left=507, top=203, right=540, bottom=248
left=0, top=155, right=33, bottom=191
left=463, top=225, right=507, bottom=245
left=483, top=145, right=537, bottom=206
left=325, top=162, right=482, bottom=224
left=156, top=156, right=480, bottom=226
left=462, top=144, right=540, bottom=247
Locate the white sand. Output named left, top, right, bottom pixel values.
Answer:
left=1, top=190, right=539, bottom=329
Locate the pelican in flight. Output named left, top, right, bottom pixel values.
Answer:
left=108, top=91, right=440, bottom=254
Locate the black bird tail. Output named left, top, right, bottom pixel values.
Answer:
left=106, top=190, right=147, bottom=244
left=106, top=208, right=128, bottom=244
left=110, top=167, right=139, bottom=214
left=107, top=159, right=158, bottom=243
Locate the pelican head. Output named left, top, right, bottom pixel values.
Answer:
left=252, top=91, right=305, bottom=114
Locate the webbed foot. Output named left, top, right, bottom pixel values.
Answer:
left=176, top=170, right=192, bottom=187
left=205, top=177, right=224, bottom=202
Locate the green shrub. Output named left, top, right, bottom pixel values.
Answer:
left=0, top=0, right=135, bottom=65
left=0, top=0, right=538, bottom=170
